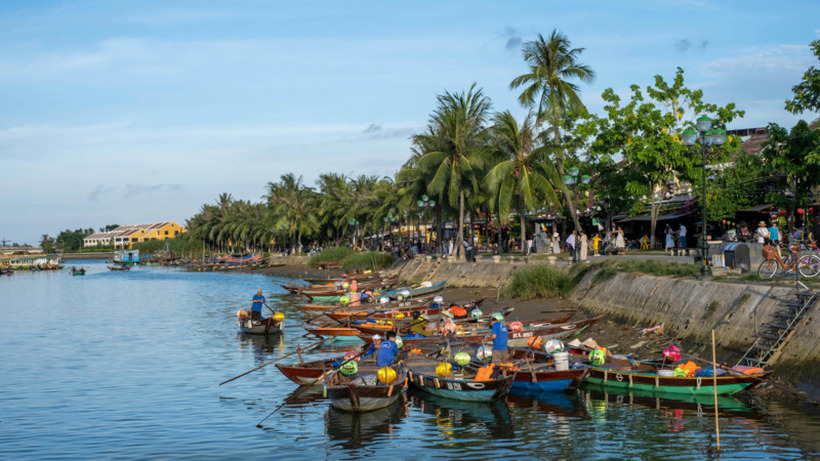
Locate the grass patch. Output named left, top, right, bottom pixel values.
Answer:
left=340, top=251, right=394, bottom=270
left=505, top=264, right=576, bottom=300
left=597, top=259, right=700, bottom=278
left=737, top=293, right=751, bottom=308
left=704, top=301, right=720, bottom=318
left=308, top=247, right=353, bottom=267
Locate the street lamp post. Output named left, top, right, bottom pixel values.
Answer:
left=682, top=116, right=726, bottom=277
left=417, top=195, right=436, bottom=254
left=563, top=167, right=591, bottom=263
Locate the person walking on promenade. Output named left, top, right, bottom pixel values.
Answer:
left=579, top=231, right=588, bottom=261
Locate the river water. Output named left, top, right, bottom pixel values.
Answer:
left=2, top=260, right=819, bottom=460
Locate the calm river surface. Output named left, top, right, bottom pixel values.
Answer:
left=2, top=260, right=820, bottom=460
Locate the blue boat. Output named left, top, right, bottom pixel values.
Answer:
left=406, top=360, right=513, bottom=402
left=382, top=280, right=447, bottom=300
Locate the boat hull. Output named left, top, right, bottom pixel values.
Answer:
left=406, top=368, right=513, bottom=402
left=237, top=318, right=284, bottom=335
left=583, top=367, right=769, bottom=396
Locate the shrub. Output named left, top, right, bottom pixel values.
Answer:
left=308, top=247, right=353, bottom=267
left=341, top=251, right=394, bottom=270
left=505, top=265, right=576, bottom=300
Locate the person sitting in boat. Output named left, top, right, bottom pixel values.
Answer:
left=360, top=290, right=373, bottom=304
left=439, top=310, right=457, bottom=337
left=250, top=289, right=268, bottom=321
left=409, top=311, right=436, bottom=337
left=376, top=330, right=399, bottom=367
left=487, top=313, right=509, bottom=364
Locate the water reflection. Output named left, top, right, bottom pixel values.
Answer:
left=325, top=397, right=406, bottom=449
left=407, top=388, right=515, bottom=439
left=579, top=385, right=752, bottom=416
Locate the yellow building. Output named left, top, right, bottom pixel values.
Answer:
left=83, top=222, right=186, bottom=249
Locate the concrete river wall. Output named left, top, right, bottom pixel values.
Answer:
left=396, top=257, right=820, bottom=394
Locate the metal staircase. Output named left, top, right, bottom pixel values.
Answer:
left=737, top=291, right=817, bottom=367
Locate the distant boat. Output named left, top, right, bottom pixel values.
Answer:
left=70, top=268, right=86, bottom=276
left=108, top=265, right=131, bottom=271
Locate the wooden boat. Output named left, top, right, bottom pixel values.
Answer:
left=323, top=297, right=488, bottom=323
left=382, top=280, right=447, bottom=299
left=325, top=366, right=406, bottom=412
left=1, top=268, right=13, bottom=276
left=502, top=348, right=588, bottom=393
left=276, top=348, right=383, bottom=385
left=303, top=272, right=383, bottom=284
left=296, top=298, right=430, bottom=314
left=300, top=278, right=396, bottom=298
left=406, top=359, right=514, bottom=402
left=107, top=265, right=131, bottom=271
left=344, top=306, right=523, bottom=336
left=237, top=317, right=284, bottom=335
left=70, top=268, right=86, bottom=276
left=305, top=326, right=361, bottom=338
left=582, top=360, right=770, bottom=396
left=355, top=314, right=603, bottom=348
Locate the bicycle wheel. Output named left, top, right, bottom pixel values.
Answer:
left=758, top=259, right=779, bottom=279
left=797, top=254, right=820, bottom=278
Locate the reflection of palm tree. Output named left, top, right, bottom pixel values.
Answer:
left=415, top=84, right=491, bottom=260
left=487, top=111, right=561, bottom=254
left=510, top=30, right=595, bottom=233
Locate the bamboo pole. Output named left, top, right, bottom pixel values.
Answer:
left=712, top=330, right=720, bottom=452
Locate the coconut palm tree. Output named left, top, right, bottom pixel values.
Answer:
left=486, top=110, right=562, bottom=254
left=265, top=174, right=319, bottom=254
left=416, top=83, right=491, bottom=260
left=510, top=30, right=595, bottom=233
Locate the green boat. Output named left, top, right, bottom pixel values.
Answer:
left=582, top=363, right=770, bottom=396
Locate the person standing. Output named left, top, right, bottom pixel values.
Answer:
left=579, top=231, right=588, bottom=261
left=665, top=224, right=675, bottom=255
left=566, top=231, right=576, bottom=256
left=769, top=221, right=781, bottom=257
left=614, top=226, right=625, bottom=250
left=592, top=233, right=601, bottom=257
left=756, top=221, right=770, bottom=244
left=487, top=314, right=509, bottom=364
left=678, top=224, right=688, bottom=253
left=552, top=232, right=560, bottom=254
left=250, top=289, right=268, bottom=321
left=376, top=330, right=399, bottom=367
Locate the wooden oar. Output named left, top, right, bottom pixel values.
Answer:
left=219, top=338, right=326, bottom=386
left=255, top=346, right=370, bottom=428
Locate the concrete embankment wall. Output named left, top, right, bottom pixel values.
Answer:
left=571, top=271, right=820, bottom=393
left=395, top=257, right=820, bottom=393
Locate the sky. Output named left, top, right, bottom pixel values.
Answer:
left=1, top=0, right=819, bottom=246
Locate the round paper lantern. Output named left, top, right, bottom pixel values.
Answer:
left=780, top=209, right=787, bottom=216
left=798, top=208, right=804, bottom=215
left=454, top=352, right=471, bottom=366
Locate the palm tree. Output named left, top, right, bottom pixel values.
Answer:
left=265, top=174, right=319, bottom=254
left=510, top=30, right=595, bottom=233
left=416, top=83, right=491, bottom=260
left=486, top=111, right=562, bottom=254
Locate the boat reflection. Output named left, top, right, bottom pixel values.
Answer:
left=238, top=331, right=285, bottom=359
left=325, top=397, right=406, bottom=449
left=579, top=384, right=752, bottom=416
left=407, top=388, right=515, bottom=439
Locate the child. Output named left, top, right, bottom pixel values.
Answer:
left=592, top=233, right=601, bottom=256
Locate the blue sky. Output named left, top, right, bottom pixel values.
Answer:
left=1, top=0, right=818, bottom=245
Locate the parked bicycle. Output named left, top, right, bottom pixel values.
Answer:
left=757, top=242, right=820, bottom=279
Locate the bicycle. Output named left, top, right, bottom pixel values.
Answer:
left=757, top=242, right=820, bottom=279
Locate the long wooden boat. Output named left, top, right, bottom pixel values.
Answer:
left=345, top=306, right=524, bottom=336
left=406, top=359, right=514, bottom=402
left=582, top=361, right=770, bottom=396
left=300, top=278, right=397, bottom=298
left=302, top=272, right=384, bottom=284
left=305, top=326, right=361, bottom=338
left=324, top=297, right=489, bottom=323
left=296, top=298, right=431, bottom=314
left=107, top=265, right=131, bottom=271
left=276, top=349, right=381, bottom=385
left=382, top=280, right=447, bottom=299
left=501, top=349, right=588, bottom=393
left=325, top=366, right=406, bottom=412
left=355, top=314, right=604, bottom=348
left=237, top=317, right=284, bottom=335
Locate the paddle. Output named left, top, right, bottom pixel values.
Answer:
left=255, top=345, right=371, bottom=428
left=219, top=338, right=326, bottom=386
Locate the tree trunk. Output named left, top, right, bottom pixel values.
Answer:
left=518, top=195, right=527, bottom=255
left=455, top=189, right=465, bottom=260
left=553, top=124, right=581, bottom=235
left=649, top=183, right=660, bottom=249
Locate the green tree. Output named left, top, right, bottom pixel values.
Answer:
left=785, top=39, right=820, bottom=115
left=265, top=174, right=319, bottom=254
left=761, top=120, right=820, bottom=231
left=486, top=110, right=561, bottom=254
left=416, top=83, right=491, bottom=260
left=40, top=234, right=56, bottom=253
left=510, top=30, right=596, bottom=234
left=596, top=68, right=744, bottom=246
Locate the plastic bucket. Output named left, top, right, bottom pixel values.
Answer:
left=658, top=370, right=674, bottom=377
left=553, top=352, right=569, bottom=371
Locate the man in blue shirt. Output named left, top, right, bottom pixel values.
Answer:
left=376, top=331, right=399, bottom=367
left=488, top=315, right=509, bottom=364
left=250, top=289, right=268, bottom=321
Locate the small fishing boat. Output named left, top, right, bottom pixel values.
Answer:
left=406, top=359, right=514, bottom=402
left=1, top=267, right=13, bottom=276
left=303, top=272, right=383, bottom=284
left=107, top=265, right=131, bottom=271
left=382, top=280, right=447, bottom=299
left=305, top=326, right=361, bottom=338
left=324, top=297, right=488, bottom=323
left=582, top=360, right=770, bottom=396
left=325, top=366, right=406, bottom=412
left=346, top=306, right=523, bottom=337
left=237, top=314, right=285, bottom=335
left=296, top=298, right=431, bottom=314
left=70, top=268, right=86, bottom=276
left=502, top=348, right=588, bottom=393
